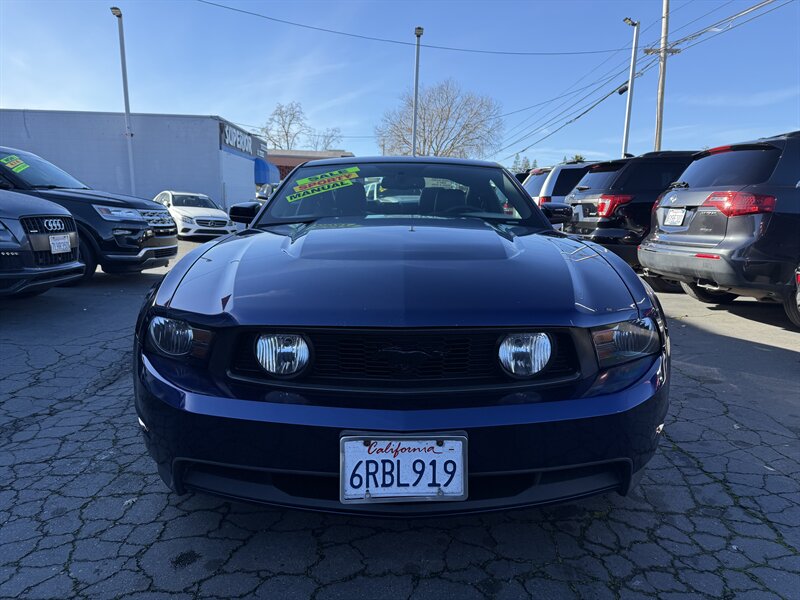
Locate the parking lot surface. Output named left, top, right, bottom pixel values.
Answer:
left=1, top=240, right=798, bottom=600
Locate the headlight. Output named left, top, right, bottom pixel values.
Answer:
left=148, top=316, right=193, bottom=356
left=0, top=220, right=17, bottom=242
left=93, top=205, right=144, bottom=221
left=591, top=318, right=660, bottom=368
left=498, top=333, right=551, bottom=377
left=256, top=334, right=309, bottom=375
left=181, top=215, right=195, bottom=224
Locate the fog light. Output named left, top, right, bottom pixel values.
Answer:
left=148, top=316, right=193, bottom=356
left=113, top=228, right=134, bottom=235
left=256, top=334, right=309, bottom=375
left=498, top=333, right=551, bottom=377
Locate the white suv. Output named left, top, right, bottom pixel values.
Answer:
left=153, top=191, right=236, bottom=238
left=522, top=161, right=596, bottom=205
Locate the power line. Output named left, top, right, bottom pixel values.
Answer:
left=498, top=0, right=794, bottom=159
left=195, top=0, right=630, bottom=57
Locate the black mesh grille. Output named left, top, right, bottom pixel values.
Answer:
left=32, top=248, right=79, bottom=267
left=20, top=216, right=77, bottom=234
left=231, top=329, right=579, bottom=388
left=154, top=247, right=177, bottom=258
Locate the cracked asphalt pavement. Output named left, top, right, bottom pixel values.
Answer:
left=1, top=240, right=798, bottom=599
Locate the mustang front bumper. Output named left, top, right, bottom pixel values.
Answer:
left=134, top=352, right=669, bottom=516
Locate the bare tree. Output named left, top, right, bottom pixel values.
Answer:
left=262, top=102, right=309, bottom=150
left=307, top=127, right=343, bottom=151
left=375, top=79, right=503, bottom=159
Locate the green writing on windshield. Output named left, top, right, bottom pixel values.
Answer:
left=286, top=167, right=360, bottom=203
left=0, top=154, right=30, bottom=173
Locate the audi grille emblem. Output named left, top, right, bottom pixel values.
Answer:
left=43, top=218, right=65, bottom=231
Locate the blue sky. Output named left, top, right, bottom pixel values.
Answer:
left=1, top=0, right=798, bottom=166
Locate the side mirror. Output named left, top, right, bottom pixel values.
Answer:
left=540, top=202, right=573, bottom=225
left=229, top=202, right=261, bottom=224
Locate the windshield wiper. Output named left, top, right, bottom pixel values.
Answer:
left=31, top=185, right=91, bottom=190
left=575, top=185, right=590, bottom=191
left=669, top=181, right=690, bottom=189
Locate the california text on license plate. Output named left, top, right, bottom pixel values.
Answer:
left=49, top=234, right=71, bottom=254
left=340, top=434, right=467, bottom=503
left=664, top=208, right=686, bottom=226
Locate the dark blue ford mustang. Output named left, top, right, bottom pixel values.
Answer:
left=134, top=157, right=669, bottom=515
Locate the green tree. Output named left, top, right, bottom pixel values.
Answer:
left=520, top=156, right=531, bottom=171
left=571, top=154, right=586, bottom=162
left=511, top=153, right=521, bottom=172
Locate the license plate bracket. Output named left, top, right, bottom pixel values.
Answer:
left=664, top=208, right=686, bottom=226
left=340, top=433, right=468, bottom=504
left=49, top=234, right=71, bottom=254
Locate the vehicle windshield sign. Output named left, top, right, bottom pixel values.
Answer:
left=0, top=150, right=88, bottom=190
left=259, top=162, right=547, bottom=227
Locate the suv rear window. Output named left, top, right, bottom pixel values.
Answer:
left=573, top=163, right=622, bottom=192
left=678, top=147, right=781, bottom=188
left=522, top=171, right=550, bottom=196
left=552, top=167, right=590, bottom=196
left=617, top=161, right=690, bottom=192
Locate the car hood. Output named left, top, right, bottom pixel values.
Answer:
left=0, top=189, right=72, bottom=219
left=33, top=188, right=165, bottom=210
left=166, top=217, right=638, bottom=328
left=171, top=206, right=228, bottom=219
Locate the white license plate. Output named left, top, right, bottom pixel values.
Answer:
left=664, top=208, right=686, bottom=226
left=340, top=434, right=467, bottom=503
left=49, top=234, right=71, bottom=254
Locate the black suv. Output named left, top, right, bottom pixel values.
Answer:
left=0, top=147, right=177, bottom=282
left=0, top=189, right=83, bottom=296
left=639, top=132, right=800, bottom=328
left=563, top=151, right=695, bottom=288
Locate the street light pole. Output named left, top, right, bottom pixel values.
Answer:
left=111, top=7, right=136, bottom=196
left=621, top=17, right=639, bottom=158
left=654, top=0, right=669, bottom=152
left=411, top=26, right=423, bottom=157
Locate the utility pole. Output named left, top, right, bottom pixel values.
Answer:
left=653, top=0, right=670, bottom=151
left=111, top=7, right=136, bottom=195
left=411, top=26, right=423, bottom=157
left=621, top=17, right=640, bottom=158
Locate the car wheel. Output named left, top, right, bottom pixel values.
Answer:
left=783, top=269, right=800, bottom=329
left=62, top=235, right=97, bottom=285
left=643, top=276, right=683, bottom=294
left=679, top=281, right=738, bottom=304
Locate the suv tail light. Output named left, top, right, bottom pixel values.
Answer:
left=702, top=191, right=776, bottom=217
left=539, top=196, right=551, bottom=204
left=597, top=194, right=633, bottom=217
left=652, top=192, right=666, bottom=213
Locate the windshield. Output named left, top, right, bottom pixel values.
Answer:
left=259, top=162, right=547, bottom=227
left=522, top=171, right=550, bottom=196
left=573, top=163, right=623, bottom=192
left=678, top=147, right=781, bottom=188
left=552, top=167, right=590, bottom=196
left=172, top=194, right=219, bottom=209
left=0, top=150, right=88, bottom=189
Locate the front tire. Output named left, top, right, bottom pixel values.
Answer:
left=63, top=235, right=97, bottom=285
left=783, top=270, right=800, bottom=329
left=679, top=282, right=738, bottom=304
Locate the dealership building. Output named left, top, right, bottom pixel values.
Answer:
left=0, top=109, right=280, bottom=208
